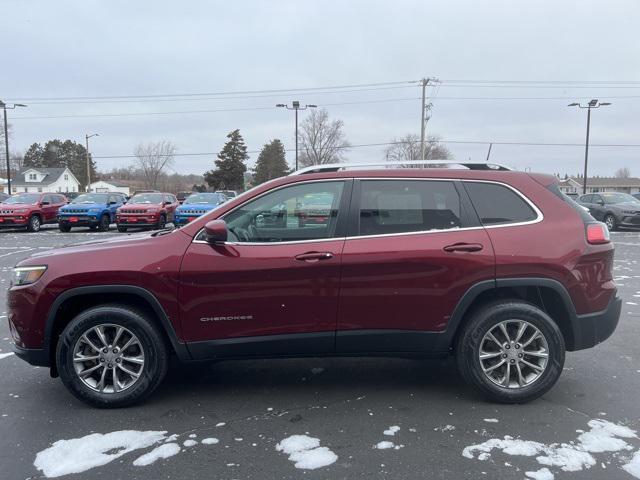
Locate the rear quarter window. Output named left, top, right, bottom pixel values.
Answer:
left=464, top=182, right=538, bottom=225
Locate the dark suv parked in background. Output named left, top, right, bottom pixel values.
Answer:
left=7, top=162, right=620, bottom=407
left=577, top=192, right=640, bottom=230
left=0, top=193, right=68, bottom=232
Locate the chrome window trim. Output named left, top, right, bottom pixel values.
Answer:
left=192, top=177, right=543, bottom=245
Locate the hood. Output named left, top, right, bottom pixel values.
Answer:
left=61, top=202, right=105, bottom=211
left=0, top=203, right=36, bottom=211
left=119, top=202, right=162, bottom=210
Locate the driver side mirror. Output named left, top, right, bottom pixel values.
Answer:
left=204, top=219, right=228, bottom=244
left=597, top=200, right=605, bottom=206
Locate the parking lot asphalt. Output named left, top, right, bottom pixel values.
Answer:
left=1, top=225, right=640, bottom=479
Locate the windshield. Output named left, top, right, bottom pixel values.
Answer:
left=601, top=193, right=640, bottom=204
left=71, top=193, right=108, bottom=204
left=4, top=193, right=41, bottom=204
left=185, top=193, right=220, bottom=204
left=129, top=193, right=164, bottom=204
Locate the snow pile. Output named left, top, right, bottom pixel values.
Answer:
left=34, top=430, right=167, bottom=477
left=483, top=418, right=499, bottom=423
left=276, top=435, right=338, bottom=470
left=463, top=419, right=639, bottom=477
left=201, top=437, right=219, bottom=445
left=384, top=426, right=401, bottom=436
left=525, top=467, right=554, bottom=480
left=623, top=451, right=640, bottom=478
left=375, top=441, right=395, bottom=450
left=133, top=443, right=180, bottom=467
left=0, top=352, right=14, bottom=360
left=183, top=439, right=197, bottom=447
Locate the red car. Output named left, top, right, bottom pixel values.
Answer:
left=115, top=192, right=178, bottom=232
left=7, top=162, right=620, bottom=407
left=0, top=192, right=68, bottom=232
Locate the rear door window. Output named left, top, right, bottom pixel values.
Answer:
left=464, top=182, right=538, bottom=226
left=357, top=180, right=461, bottom=236
left=579, top=194, right=593, bottom=203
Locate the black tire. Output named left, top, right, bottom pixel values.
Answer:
left=97, top=214, right=110, bottom=232
left=117, top=225, right=128, bottom=233
left=155, top=214, right=166, bottom=230
left=604, top=214, right=617, bottom=231
left=58, top=223, right=71, bottom=233
left=455, top=300, right=565, bottom=404
left=56, top=305, right=168, bottom=408
left=27, top=214, right=41, bottom=232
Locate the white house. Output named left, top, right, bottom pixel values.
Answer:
left=89, top=180, right=131, bottom=196
left=9, top=167, right=81, bottom=194
left=558, top=176, right=640, bottom=195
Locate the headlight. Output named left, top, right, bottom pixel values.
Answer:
left=11, top=265, right=47, bottom=287
left=622, top=210, right=638, bottom=215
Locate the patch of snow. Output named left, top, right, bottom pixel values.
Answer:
left=383, top=426, right=400, bottom=436
left=0, top=352, right=14, bottom=360
left=375, top=441, right=395, bottom=450
left=434, top=425, right=456, bottom=432
left=201, top=438, right=219, bottom=445
left=276, top=435, right=337, bottom=470
left=188, top=433, right=197, bottom=438
left=483, top=418, right=499, bottom=423
left=525, top=467, right=554, bottom=480
left=133, top=443, right=180, bottom=466
left=462, top=419, right=637, bottom=477
left=34, top=430, right=167, bottom=477
left=216, top=422, right=226, bottom=427
left=622, top=451, right=640, bottom=478
left=183, top=439, right=197, bottom=447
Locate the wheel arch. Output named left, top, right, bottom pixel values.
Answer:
left=444, top=278, right=579, bottom=352
left=45, top=285, right=191, bottom=373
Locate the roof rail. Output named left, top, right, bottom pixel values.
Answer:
left=290, top=160, right=513, bottom=175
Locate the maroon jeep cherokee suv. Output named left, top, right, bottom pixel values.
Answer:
left=0, top=192, right=68, bottom=232
left=115, top=192, right=179, bottom=232
left=7, top=163, right=621, bottom=407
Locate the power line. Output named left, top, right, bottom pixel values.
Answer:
left=92, top=139, right=640, bottom=160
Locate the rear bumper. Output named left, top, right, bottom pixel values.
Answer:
left=570, top=294, right=621, bottom=351
left=13, top=345, right=49, bottom=367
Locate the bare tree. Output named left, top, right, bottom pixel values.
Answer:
left=298, top=109, right=351, bottom=166
left=384, top=133, right=452, bottom=165
left=614, top=166, right=631, bottom=178
left=133, top=140, right=176, bottom=189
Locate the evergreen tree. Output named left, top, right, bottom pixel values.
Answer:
left=22, top=140, right=97, bottom=190
left=204, top=129, right=248, bottom=190
left=252, top=139, right=288, bottom=185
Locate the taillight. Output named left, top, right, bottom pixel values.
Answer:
left=586, top=222, right=610, bottom=244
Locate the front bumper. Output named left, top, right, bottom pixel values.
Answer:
left=58, top=215, right=101, bottom=227
left=0, top=216, right=28, bottom=227
left=618, top=215, right=640, bottom=228
left=570, top=294, right=621, bottom=351
left=116, top=215, right=159, bottom=226
left=12, top=345, right=49, bottom=367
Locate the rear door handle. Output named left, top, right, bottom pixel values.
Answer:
left=443, top=243, right=483, bottom=253
left=295, top=251, right=334, bottom=262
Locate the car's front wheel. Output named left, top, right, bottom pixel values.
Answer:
left=58, top=223, right=71, bottom=233
left=56, top=305, right=168, bottom=408
left=155, top=214, right=166, bottom=230
left=456, top=301, right=565, bottom=404
left=604, top=214, right=617, bottom=231
left=97, top=214, right=111, bottom=231
left=116, top=225, right=127, bottom=233
left=27, top=215, right=41, bottom=232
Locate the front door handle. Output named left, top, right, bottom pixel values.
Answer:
left=295, top=251, right=334, bottom=262
left=443, top=243, right=483, bottom=253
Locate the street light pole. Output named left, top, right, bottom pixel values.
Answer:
left=85, top=133, right=99, bottom=192
left=0, top=101, right=27, bottom=195
left=568, top=99, right=611, bottom=194
left=276, top=101, right=317, bottom=171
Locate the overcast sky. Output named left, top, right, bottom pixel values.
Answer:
left=2, top=0, right=639, bottom=177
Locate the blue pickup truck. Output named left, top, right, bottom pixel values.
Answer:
left=58, top=192, right=127, bottom=232
left=174, top=192, right=227, bottom=227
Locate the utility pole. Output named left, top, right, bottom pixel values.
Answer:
left=0, top=101, right=27, bottom=195
left=419, top=78, right=438, bottom=160
left=568, top=100, right=611, bottom=194
left=276, top=101, right=317, bottom=171
left=85, top=133, right=99, bottom=192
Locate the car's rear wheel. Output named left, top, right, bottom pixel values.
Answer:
left=56, top=305, right=168, bottom=408
left=117, top=225, right=128, bottom=233
left=27, top=215, right=41, bottom=232
left=97, top=214, right=110, bottom=232
left=604, top=214, right=617, bottom=231
left=58, top=223, right=71, bottom=233
left=456, top=301, right=565, bottom=404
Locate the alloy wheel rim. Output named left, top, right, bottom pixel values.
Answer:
left=605, top=216, right=614, bottom=229
left=31, top=217, right=40, bottom=230
left=478, top=319, right=549, bottom=389
left=72, top=324, right=145, bottom=393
